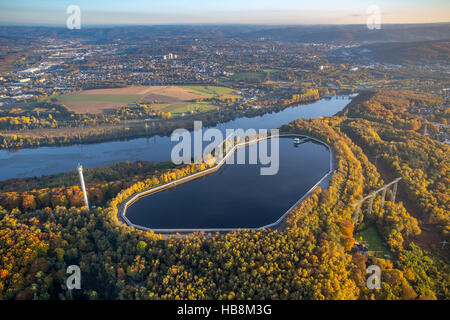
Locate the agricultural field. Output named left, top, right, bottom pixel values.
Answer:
left=151, top=101, right=218, bottom=114
left=181, top=85, right=240, bottom=99
left=231, top=71, right=267, bottom=83
left=231, top=69, right=285, bottom=83
left=50, top=85, right=240, bottom=115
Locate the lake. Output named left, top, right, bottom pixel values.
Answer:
left=125, top=137, right=330, bottom=229
left=0, top=96, right=351, bottom=181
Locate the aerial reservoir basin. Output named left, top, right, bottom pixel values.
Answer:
left=124, top=137, right=331, bottom=230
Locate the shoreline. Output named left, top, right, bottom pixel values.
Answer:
left=0, top=98, right=323, bottom=151
left=117, top=133, right=334, bottom=236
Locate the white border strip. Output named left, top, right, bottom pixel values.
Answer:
left=117, top=134, right=333, bottom=233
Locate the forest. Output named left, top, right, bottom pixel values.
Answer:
left=339, top=90, right=449, bottom=240
left=0, top=89, right=448, bottom=300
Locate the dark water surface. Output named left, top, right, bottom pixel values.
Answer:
left=126, top=138, right=330, bottom=229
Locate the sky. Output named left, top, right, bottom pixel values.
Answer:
left=0, top=0, right=449, bottom=26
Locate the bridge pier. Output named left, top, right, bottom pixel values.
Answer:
left=367, top=196, right=374, bottom=216
left=380, top=188, right=387, bottom=208
left=352, top=177, right=401, bottom=226
left=391, top=182, right=398, bottom=202
left=353, top=204, right=360, bottom=225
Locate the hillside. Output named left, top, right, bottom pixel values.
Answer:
left=244, top=24, right=450, bottom=43
left=360, top=40, right=450, bottom=65
left=1, top=90, right=449, bottom=300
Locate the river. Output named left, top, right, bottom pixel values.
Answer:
left=0, top=96, right=351, bottom=181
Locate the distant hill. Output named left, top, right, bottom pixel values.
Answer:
left=243, top=24, right=450, bottom=43
left=339, top=89, right=445, bottom=119
left=358, top=40, right=450, bottom=65
left=1, top=23, right=449, bottom=45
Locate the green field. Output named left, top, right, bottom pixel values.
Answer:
left=47, top=85, right=240, bottom=115
left=262, top=68, right=282, bottom=73
left=231, top=72, right=267, bottom=82
left=231, top=69, right=284, bottom=83
left=356, top=225, right=390, bottom=259
left=153, top=101, right=217, bottom=115
left=182, top=85, right=240, bottom=99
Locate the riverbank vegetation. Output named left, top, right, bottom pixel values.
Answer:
left=0, top=161, right=178, bottom=211
left=0, top=91, right=321, bottom=150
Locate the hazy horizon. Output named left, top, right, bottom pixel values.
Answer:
left=0, top=0, right=449, bottom=26
left=1, top=22, right=450, bottom=28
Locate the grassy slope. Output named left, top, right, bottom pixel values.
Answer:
left=356, top=226, right=390, bottom=258
left=182, top=85, right=239, bottom=99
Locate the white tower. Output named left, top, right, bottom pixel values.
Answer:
left=77, top=164, right=89, bottom=209
left=424, top=124, right=429, bottom=136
